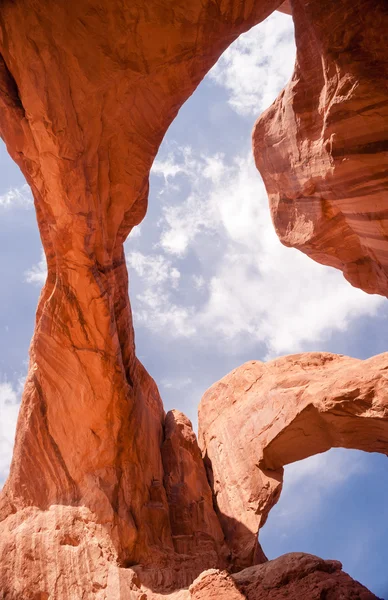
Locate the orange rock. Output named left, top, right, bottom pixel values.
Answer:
left=190, top=569, right=245, bottom=599
left=0, top=0, right=386, bottom=597
left=199, top=352, right=388, bottom=569
left=161, top=410, right=227, bottom=563
left=189, top=554, right=380, bottom=599
left=277, top=1, right=292, bottom=14
left=253, top=0, right=388, bottom=295
left=0, top=0, right=285, bottom=594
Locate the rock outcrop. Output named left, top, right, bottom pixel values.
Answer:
left=161, top=410, right=227, bottom=564
left=0, top=0, right=286, bottom=588
left=254, top=0, right=388, bottom=296
left=199, top=352, right=388, bottom=570
left=0, top=0, right=387, bottom=598
left=189, top=554, right=380, bottom=600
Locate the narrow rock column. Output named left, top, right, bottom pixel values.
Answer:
left=0, top=42, right=173, bottom=564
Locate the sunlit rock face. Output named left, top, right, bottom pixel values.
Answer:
left=189, top=554, right=380, bottom=600
left=0, top=0, right=288, bottom=595
left=199, top=352, right=388, bottom=571
left=253, top=0, right=388, bottom=296
left=0, top=0, right=386, bottom=598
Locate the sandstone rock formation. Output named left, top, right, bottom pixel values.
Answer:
left=0, top=0, right=387, bottom=598
left=189, top=554, right=380, bottom=600
left=277, top=1, right=292, bottom=15
left=0, top=0, right=286, bottom=586
left=253, top=0, right=388, bottom=296
left=199, top=352, right=388, bottom=570
left=161, top=410, right=227, bottom=564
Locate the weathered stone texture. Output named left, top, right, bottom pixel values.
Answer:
left=254, top=0, right=388, bottom=295
left=0, top=0, right=284, bottom=581
left=0, top=0, right=387, bottom=597
left=199, top=352, right=388, bottom=569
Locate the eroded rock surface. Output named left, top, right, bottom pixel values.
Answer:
left=199, top=352, right=388, bottom=569
left=0, top=0, right=285, bottom=590
left=161, top=410, right=227, bottom=563
left=0, top=0, right=387, bottom=598
left=254, top=0, right=388, bottom=296
left=190, top=554, right=380, bottom=600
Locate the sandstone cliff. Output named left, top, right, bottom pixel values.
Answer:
left=0, top=0, right=285, bottom=579
left=254, top=0, right=388, bottom=295
left=0, top=0, right=386, bottom=598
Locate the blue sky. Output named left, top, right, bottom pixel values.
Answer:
left=0, top=10, right=387, bottom=598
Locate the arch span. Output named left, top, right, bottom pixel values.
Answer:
left=198, top=351, right=388, bottom=569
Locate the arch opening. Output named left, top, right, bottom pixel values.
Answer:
left=260, top=449, right=388, bottom=599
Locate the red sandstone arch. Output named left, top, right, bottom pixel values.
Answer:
left=0, top=0, right=286, bottom=575
left=199, top=352, right=388, bottom=569
left=0, top=0, right=387, bottom=597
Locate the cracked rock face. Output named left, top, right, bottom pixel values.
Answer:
left=0, top=0, right=387, bottom=598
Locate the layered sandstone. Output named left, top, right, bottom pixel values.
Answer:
left=0, top=0, right=387, bottom=598
left=254, top=0, right=388, bottom=296
left=161, top=410, right=227, bottom=563
left=0, top=0, right=286, bottom=585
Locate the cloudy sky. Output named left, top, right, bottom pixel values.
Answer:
left=0, top=10, right=387, bottom=598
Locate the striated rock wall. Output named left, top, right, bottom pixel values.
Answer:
left=161, top=410, right=227, bottom=562
left=0, top=0, right=387, bottom=598
left=0, top=0, right=285, bottom=581
left=253, top=0, right=388, bottom=296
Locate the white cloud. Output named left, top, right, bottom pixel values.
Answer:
left=133, top=147, right=384, bottom=357
left=136, top=11, right=383, bottom=356
left=152, top=148, right=221, bottom=255
left=24, top=251, right=47, bottom=286
left=192, top=275, right=206, bottom=290
left=209, top=11, right=295, bottom=116
left=126, top=251, right=195, bottom=337
left=0, top=184, right=33, bottom=209
left=127, top=251, right=179, bottom=286
left=161, top=377, right=193, bottom=390
left=129, top=224, right=142, bottom=238
left=285, top=450, right=366, bottom=491
left=0, top=378, right=23, bottom=485
left=152, top=154, right=187, bottom=182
